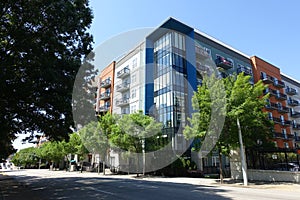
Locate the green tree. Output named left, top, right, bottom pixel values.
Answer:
left=37, top=141, right=65, bottom=169
left=11, top=147, right=38, bottom=168
left=0, top=0, right=95, bottom=159
left=184, top=73, right=274, bottom=183
left=78, top=120, right=109, bottom=173
left=110, top=111, right=162, bottom=175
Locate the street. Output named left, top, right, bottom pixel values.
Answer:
left=1, top=169, right=300, bottom=200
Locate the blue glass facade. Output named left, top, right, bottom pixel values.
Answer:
left=143, top=18, right=253, bottom=150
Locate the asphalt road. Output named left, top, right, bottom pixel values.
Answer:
left=1, top=169, right=300, bottom=200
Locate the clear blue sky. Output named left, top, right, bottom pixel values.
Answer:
left=89, top=0, right=300, bottom=81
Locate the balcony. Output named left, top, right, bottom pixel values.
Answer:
left=117, top=67, right=130, bottom=78
left=273, top=79, right=285, bottom=88
left=288, top=99, right=300, bottom=106
left=116, top=82, right=130, bottom=92
left=195, top=46, right=210, bottom=60
left=275, top=92, right=287, bottom=101
left=286, top=87, right=298, bottom=95
left=273, top=132, right=286, bottom=139
left=287, top=134, right=295, bottom=140
left=215, top=56, right=233, bottom=70
left=261, top=75, right=274, bottom=84
left=291, top=110, right=300, bottom=118
left=277, top=105, right=290, bottom=113
left=265, top=102, right=277, bottom=110
left=272, top=117, right=281, bottom=124
left=116, top=98, right=130, bottom=107
left=99, top=92, right=110, bottom=100
left=196, top=62, right=210, bottom=73
left=99, top=105, right=110, bottom=112
left=272, top=117, right=291, bottom=126
left=237, top=66, right=252, bottom=76
left=100, top=79, right=111, bottom=88
left=292, top=123, right=300, bottom=130
left=264, top=88, right=277, bottom=96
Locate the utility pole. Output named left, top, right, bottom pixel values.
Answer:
left=237, top=117, right=248, bottom=186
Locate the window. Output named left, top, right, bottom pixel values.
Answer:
left=284, top=142, right=289, bottom=149
left=122, top=108, right=129, bottom=114
left=261, top=72, right=267, bottom=79
left=132, top=58, right=137, bottom=69
left=131, top=74, right=136, bottom=83
left=280, top=115, right=285, bottom=123
left=204, top=47, right=211, bottom=56
left=268, top=112, right=273, bottom=120
left=212, top=156, right=219, bottom=167
left=282, top=129, right=287, bottom=139
left=277, top=102, right=282, bottom=109
left=131, top=105, right=137, bottom=113
left=131, top=88, right=136, bottom=99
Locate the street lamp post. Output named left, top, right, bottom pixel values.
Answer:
left=142, top=139, right=145, bottom=176
left=237, top=117, right=248, bottom=186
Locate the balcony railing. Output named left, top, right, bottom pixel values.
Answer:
left=277, top=105, right=290, bottom=113
left=276, top=92, right=287, bottom=100
left=288, top=99, right=300, bottom=106
left=292, top=123, right=300, bottom=130
left=237, top=66, right=252, bottom=76
left=273, top=132, right=286, bottom=139
left=117, top=67, right=130, bottom=78
left=196, top=62, right=210, bottom=73
left=287, top=134, right=295, bottom=140
left=291, top=110, right=300, bottom=118
left=286, top=87, right=298, bottom=95
left=100, top=79, right=111, bottom=88
left=99, top=105, right=110, bottom=112
left=116, top=98, right=130, bottom=107
left=99, top=92, right=110, bottom=100
left=116, top=83, right=130, bottom=92
left=261, top=75, right=274, bottom=84
left=215, top=56, right=233, bottom=70
left=272, top=117, right=291, bottom=126
left=195, top=46, right=210, bottom=60
left=273, top=79, right=285, bottom=88
left=264, top=88, right=277, bottom=96
left=265, top=102, right=277, bottom=110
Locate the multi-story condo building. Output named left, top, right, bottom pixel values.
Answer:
left=107, top=18, right=253, bottom=170
left=95, top=61, right=115, bottom=115
left=281, top=74, right=300, bottom=149
left=95, top=17, right=299, bottom=172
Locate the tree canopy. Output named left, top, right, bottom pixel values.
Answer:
left=0, top=0, right=95, bottom=159
left=184, top=73, right=274, bottom=169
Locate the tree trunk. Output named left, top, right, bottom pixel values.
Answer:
left=218, top=149, right=224, bottom=184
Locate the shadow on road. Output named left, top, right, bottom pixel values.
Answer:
left=0, top=173, right=233, bottom=200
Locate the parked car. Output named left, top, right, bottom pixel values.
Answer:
left=273, top=163, right=299, bottom=172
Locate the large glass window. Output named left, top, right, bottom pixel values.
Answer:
left=153, top=31, right=187, bottom=130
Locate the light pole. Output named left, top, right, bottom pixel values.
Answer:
left=142, top=138, right=145, bottom=176
left=237, top=117, right=248, bottom=186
